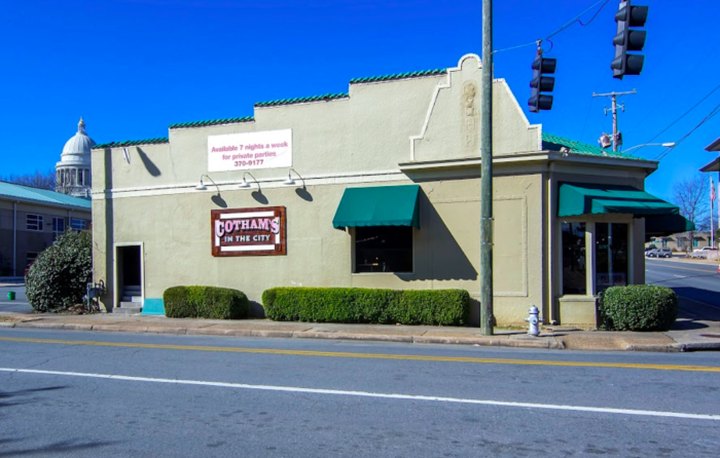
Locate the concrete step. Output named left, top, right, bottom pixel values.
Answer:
left=121, top=296, right=143, bottom=303
left=115, top=301, right=142, bottom=315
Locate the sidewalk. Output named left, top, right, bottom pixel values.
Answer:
left=2, top=310, right=719, bottom=352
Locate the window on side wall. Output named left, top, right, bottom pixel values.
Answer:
left=26, top=214, right=43, bottom=231
left=70, top=218, right=89, bottom=231
left=354, top=226, right=413, bottom=273
left=52, top=217, right=65, bottom=238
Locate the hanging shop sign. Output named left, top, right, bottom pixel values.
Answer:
left=207, top=129, right=292, bottom=172
left=211, top=207, right=287, bottom=257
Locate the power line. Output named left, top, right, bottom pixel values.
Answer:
left=546, top=0, right=610, bottom=40
left=646, top=81, right=720, bottom=145
left=493, top=0, right=611, bottom=54
left=655, top=101, right=720, bottom=161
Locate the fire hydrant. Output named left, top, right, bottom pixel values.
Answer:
left=526, top=305, right=540, bottom=337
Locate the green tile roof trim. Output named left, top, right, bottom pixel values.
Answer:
left=542, top=132, right=641, bottom=159
left=0, top=181, right=92, bottom=210
left=255, top=93, right=349, bottom=108
left=169, top=116, right=255, bottom=129
left=349, top=68, right=447, bottom=84
left=94, top=138, right=169, bottom=149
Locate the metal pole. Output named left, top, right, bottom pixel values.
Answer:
left=711, top=176, right=715, bottom=248
left=12, top=202, right=17, bottom=277
left=611, top=94, right=618, bottom=152
left=480, top=0, right=494, bottom=335
left=592, top=90, right=636, bottom=153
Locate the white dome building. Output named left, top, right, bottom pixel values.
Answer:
left=56, top=117, right=95, bottom=198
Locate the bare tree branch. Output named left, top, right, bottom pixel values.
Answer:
left=673, top=174, right=710, bottom=231
left=1, top=169, right=56, bottom=191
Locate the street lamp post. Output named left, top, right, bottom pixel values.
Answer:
left=621, top=142, right=676, bottom=154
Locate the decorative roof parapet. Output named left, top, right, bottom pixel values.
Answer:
left=169, top=116, right=255, bottom=129
left=349, top=68, right=446, bottom=84
left=97, top=67, right=448, bottom=142
left=255, top=93, right=349, bottom=108
left=94, top=137, right=169, bottom=149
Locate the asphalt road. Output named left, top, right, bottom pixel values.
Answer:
left=645, top=258, right=720, bottom=322
left=0, top=283, right=29, bottom=314
left=1, top=328, right=719, bottom=457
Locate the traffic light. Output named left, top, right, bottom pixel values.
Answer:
left=611, top=0, right=648, bottom=79
left=528, top=52, right=557, bottom=112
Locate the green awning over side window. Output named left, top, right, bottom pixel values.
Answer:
left=559, top=183, right=679, bottom=217
left=558, top=182, right=695, bottom=233
left=332, top=184, right=420, bottom=229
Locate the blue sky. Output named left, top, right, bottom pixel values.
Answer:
left=2, top=0, right=719, bottom=204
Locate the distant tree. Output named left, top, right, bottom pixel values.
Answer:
left=673, top=175, right=709, bottom=227
left=1, top=169, right=56, bottom=190
left=672, top=175, right=710, bottom=252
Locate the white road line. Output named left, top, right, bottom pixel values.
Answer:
left=2, top=367, right=719, bottom=421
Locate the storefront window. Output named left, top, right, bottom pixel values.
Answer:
left=561, top=222, right=586, bottom=295
left=354, top=226, right=412, bottom=273
left=595, top=222, right=628, bottom=292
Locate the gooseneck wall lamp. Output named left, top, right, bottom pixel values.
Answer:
left=283, top=168, right=305, bottom=188
left=195, top=174, right=219, bottom=193
left=238, top=171, right=261, bottom=190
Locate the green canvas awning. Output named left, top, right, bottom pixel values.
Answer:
left=558, top=182, right=695, bottom=234
left=645, top=213, right=696, bottom=237
left=332, top=184, right=420, bottom=229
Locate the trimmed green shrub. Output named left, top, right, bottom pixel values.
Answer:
left=164, top=286, right=249, bottom=319
left=26, top=231, right=92, bottom=313
left=262, top=287, right=469, bottom=326
left=389, top=289, right=470, bottom=325
left=599, top=285, right=678, bottom=331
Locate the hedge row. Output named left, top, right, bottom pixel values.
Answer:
left=163, top=286, right=249, bottom=319
left=262, top=287, right=470, bottom=325
left=599, top=285, right=677, bottom=331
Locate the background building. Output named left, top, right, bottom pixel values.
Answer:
left=56, top=118, right=94, bottom=198
left=0, top=182, right=91, bottom=276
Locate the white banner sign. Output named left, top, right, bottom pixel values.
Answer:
left=207, top=129, right=292, bottom=172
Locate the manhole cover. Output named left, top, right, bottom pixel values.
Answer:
left=699, top=334, right=720, bottom=339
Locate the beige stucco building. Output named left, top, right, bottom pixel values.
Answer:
left=91, top=54, right=686, bottom=328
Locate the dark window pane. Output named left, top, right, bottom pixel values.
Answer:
left=562, top=222, right=586, bottom=295
left=354, top=226, right=412, bottom=273
left=595, top=223, right=628, bottom=292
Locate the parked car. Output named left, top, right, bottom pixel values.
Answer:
left=690, top=246, right=718, bottom=259
left=646, top=248, right=672, bottom=258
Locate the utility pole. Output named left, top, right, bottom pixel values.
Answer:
left=480, top=0, right=494, bottom=335
left=592, top=89, right=636, bottom=152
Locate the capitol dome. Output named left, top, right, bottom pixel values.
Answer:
left=56, top=118, right=95, bottom=198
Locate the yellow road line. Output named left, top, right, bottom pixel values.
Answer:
left=1, top=336, right=719, bottom=373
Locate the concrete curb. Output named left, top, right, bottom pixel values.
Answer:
left=1, top=314, right=717, bottom=352
left=671, top=342, right=720, bottom=352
